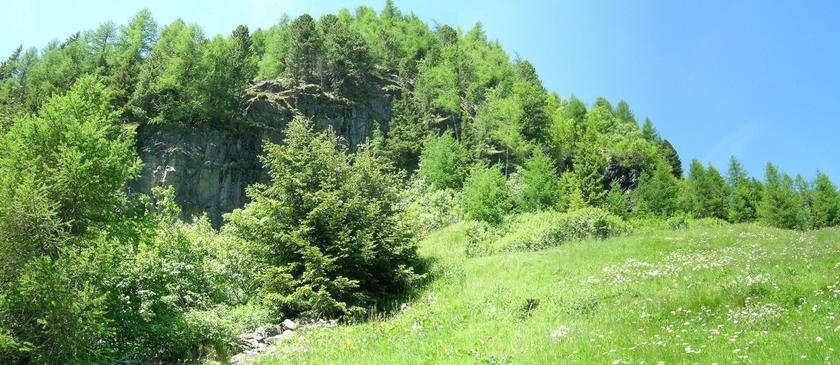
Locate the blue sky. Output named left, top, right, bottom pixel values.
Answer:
left=2, top=0, right=838, bottom=181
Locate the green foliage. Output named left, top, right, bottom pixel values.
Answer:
left=632, top=163, right=680, bottom=218
left=384, top=95, right=427, bottom=173
left=572, top=141, right=607, bottom=206
left=0, top=78, right=137, bottom=363
left=462, top=163, right=512, bottom=225
left=0, top=78, right=257, bottom=363
left=471, top=87, right=531, bottom=173
left=110, top=9, right=158, bottom=111
left=686, top=160, right=729, bottom=219
left=0, top=76, right=140, bottom=237
left=465, top=208, right=627, bottom=256
left=811, top=172, right=840, bottom=229
left=256, top=15, right=291, bottom=79
left=557, top=171, right=587, bottom=212
left=227, top=117, right=422, bottom=319
left=286, top=14, right=322, bottom=82
left=320, top=14, right=371, bottom=94
left=130, top=19, right=205, bottom=124
left=401, top=178, right=463, bottom=236
left=198, top=26, right=257, bottom=121
left=759, top=163, right=805, bottom=229
left=512, top=60, right=549, bottom=141
left=729, top=177, right=761, bottom=223
left=418, top=132, right=467, bottom=190
left=515, top=149, right=559, bottom=212
left=658, top=139, right=682, bottom=178
left=5, top=3, right=840, bottom=363
left=640, top=118, right=660, bottom=142
left=605, top=181, right=629, bottom=218
left=2, top=255, right=114, bottom=364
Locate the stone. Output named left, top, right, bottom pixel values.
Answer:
left=282, top=319, right=299, bottom=331
left=253, top=324, right=284, bottom=338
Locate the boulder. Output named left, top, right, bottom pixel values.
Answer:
left=282, top=319, right=299, bottom=331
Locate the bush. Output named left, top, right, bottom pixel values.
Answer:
left=666, top=213, right=689, bottom=230
left=417, top=132, right=468, bottom=190
left=1, top=255, right=114, bottom=364
left=227, top=117, right=423, bottom=320
left=465, top=208, right=627, bottom=256
left=462, top=164, right=512, bottom=225
left=402, top=177, right=463, bottom=236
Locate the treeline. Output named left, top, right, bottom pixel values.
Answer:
left=1, top=1, right=839, bottom=363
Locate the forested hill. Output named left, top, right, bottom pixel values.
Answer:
left=1, top=2, right=686, bottom=225
left=2, top=2, right=840, bottom=364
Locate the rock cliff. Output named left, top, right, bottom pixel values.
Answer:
left=131, top=78, right=393, bottom=226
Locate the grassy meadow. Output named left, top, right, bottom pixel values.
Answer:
left=251, top=223, right=840, bottom=364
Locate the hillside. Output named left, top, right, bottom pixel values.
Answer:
left=250, top=222, right=840, bottom=364
left=1, top=2, right=839, bottom=364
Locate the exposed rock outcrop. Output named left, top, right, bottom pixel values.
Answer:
left=131, top=78, right=394, bottom=226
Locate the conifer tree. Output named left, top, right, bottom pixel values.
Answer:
left=384, top=95, right=426, bottom=173
left=557, top=171, right=586, bottom=212
left=418, top=132, right=467, bottom=190
left=286, top=14, right=322, bottom=82
left=573, top=140, right=606, bottom=206
left=516, top=148, right=559, bottom=212
left=632, top=164, right=679, bottom=217
left=686, top=160, right=728, bottom=219
left=759, top=163, right=804, bottom=229
left=605, top=180, right=629, bottom=217
left=658, top=139, right=682, bottom=178
left=463, top=163, right=511, bottom=224
left=811, top=172, right=840, bottom=228
left=641, top=118, right=660, bottom=142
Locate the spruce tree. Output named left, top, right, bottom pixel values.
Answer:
left=605, top=180, right=629, bottom=217
left=557, top=171, right=587, bottom=212
left=384, top=95, right=426, bottom=173
left=659, top=139, right=682, bottom=178
left=573, top=139, right=606, bottom=206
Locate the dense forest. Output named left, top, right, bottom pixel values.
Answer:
left=1, top=2, right=839, bottom=364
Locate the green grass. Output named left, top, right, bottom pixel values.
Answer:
left=252, top=223, right=840, bottom=364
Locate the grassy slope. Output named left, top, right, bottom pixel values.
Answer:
left=253, top=223, right=840, bottom=364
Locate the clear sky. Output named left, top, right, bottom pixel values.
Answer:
left=2, top=0, right=838, bottom=181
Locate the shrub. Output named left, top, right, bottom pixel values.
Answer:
left=1, top=255, right=114, bottom=364
left=666, top=213, right=689, bottom=230
left=227, top=117, right=423, bottom=320
left=465, top=208, right=627, bottom=256
left=417, top=132, right=468, bottom=190
left=402, top=177, right=463, bottom=236
left=462, top=164, right=512, bottom=225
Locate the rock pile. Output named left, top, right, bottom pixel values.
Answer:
left=229, top=319, right=338, bottom=364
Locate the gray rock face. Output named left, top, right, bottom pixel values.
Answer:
left=131, top=78, right=393, bottom=226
